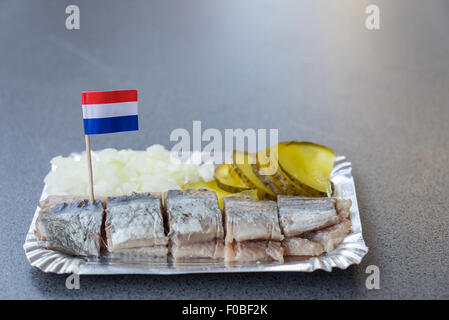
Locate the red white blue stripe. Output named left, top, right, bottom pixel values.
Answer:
left=82, top=90, right=138, bottom=135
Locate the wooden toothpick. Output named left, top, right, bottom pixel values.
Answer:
left=85, top=134, right=95, bottom=203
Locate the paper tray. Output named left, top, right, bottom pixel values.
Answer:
left=23, top=155, right=368, bottom=274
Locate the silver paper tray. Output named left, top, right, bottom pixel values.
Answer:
left=23, top=155, right=368, bottom=274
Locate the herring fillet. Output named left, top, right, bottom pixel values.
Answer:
left=280, top=196, right=352, bottom=256
left=165, top=189, right=224, bottom=259
left=277, top=196, right=340, bottom=236
left=223, top=197, right=284, bottom=262
left=105, top=193, right=168, bottom=255
left=35, top=199, right=104, bottom=256
left=165, top=189, right=224, bottom=244
left=223, top=197, right=283, bottom=243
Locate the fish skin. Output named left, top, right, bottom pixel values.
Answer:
left=39, top=195, right=106, bottom=212
left=278, top=197, right=352, bottom=256
left=224, top=197, right=283, bottom=242
left=277, top=196, right=341, bottom=237
left=283, top=196, right=352, bottom=220
left=165, top=189, right=224, bottom=260
left=35, top=199, right=104, bottom=256
left=225, top=240, right=284, bottom=263
left=105, top=193, right=168, bottom=252
left=165, top=189, right=224, bottom=245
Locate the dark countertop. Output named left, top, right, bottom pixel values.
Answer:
left=0, top=0, right=448, bottom=299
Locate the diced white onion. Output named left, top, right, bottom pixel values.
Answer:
left=44, top=145, right=215, bottom=196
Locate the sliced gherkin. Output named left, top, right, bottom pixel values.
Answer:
left=277, top=141, right=335, bottom=194
left=232, top=150, right=276, bottom=200
left=252, top=147, right=304, bottom=195
left=214, top=163, right=251, bottom=193
left=257, top=145, right=325, bottom=197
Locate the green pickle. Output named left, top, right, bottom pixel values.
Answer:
left=277, top=141, right=335, bottom=195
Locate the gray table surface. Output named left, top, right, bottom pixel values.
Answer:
left=1, top=0, right=448, bottom=300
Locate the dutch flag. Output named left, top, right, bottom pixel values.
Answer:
left=82, top=90, right=138, bottom=135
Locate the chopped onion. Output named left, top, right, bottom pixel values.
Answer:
left=44, top=145, right=214, bottom=196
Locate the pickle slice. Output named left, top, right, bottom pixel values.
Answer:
left=251, top=148, right=284, bottom=195
left=277, top=141, right=335, bottom=194
left=182, top=179, right=258, bottom=208
left=215, top=163, right=251, bottom=193
left=253, top=147, right=299, bottom=195
left=253, top=146, right=323, bottom=196
left=232, top=150, right=276, bottom=199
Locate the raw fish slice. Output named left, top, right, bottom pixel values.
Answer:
left=165, top=189, right=224, bottom=245
left=225, top=241, right=284, bottom=263
left=335, top=199, right=351, bottom=220
left=282, top=238, right=324, bottom=256
left=35, top=199, right=104, bottom=256
left=277, top=196, right=347, bottom=237
left=112, top=246, right=168, bottom=258
left=171, top=240, right=225, bottom=260
left=223, top=197, right=283, bottom=242
left=105, top=193, right=167, bottom=251
left=303, top=218, right=352, bottom=252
